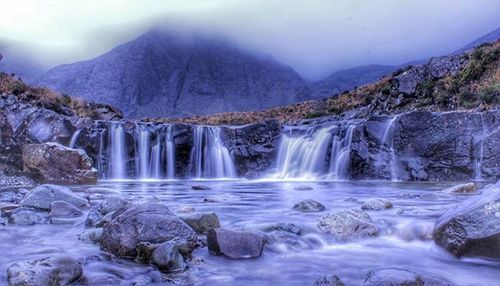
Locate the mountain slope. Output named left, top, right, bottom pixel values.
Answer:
left=455, top=27, right=500, bottom=53
left=37, top=31, right=309, bottom=118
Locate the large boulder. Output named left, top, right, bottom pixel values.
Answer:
left=7, top=256, right=83, bottom=286
left=433, top=185, right=500, bottom=258
left=101, top=203, right=197, bottom=258
left=180, top=212, right=221, bottom=234
left=207, top=228, right=265, bottom=259
left=317, top=209, right=378, bottom=241
left=363, top=268, right=452, bottom=286
left=443, top=183, right=476, bottom=194
left=20, top=184, right=87, bottom=211
left=22, top=142, right=98, bottom=184
left=292, top=199, right=326, bottom=212
left=49, top=201, right=83, bottom=219
left=361, top=198, right=393, bottom=211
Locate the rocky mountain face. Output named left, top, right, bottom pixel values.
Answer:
left=36, top=31, right=310, bottom=119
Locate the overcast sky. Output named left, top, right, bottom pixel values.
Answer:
left=1, top=0, right=499, bottom=80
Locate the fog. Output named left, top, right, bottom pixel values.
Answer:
left=1, top=0, right=499, bottom=80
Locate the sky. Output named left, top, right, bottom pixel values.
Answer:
left=1, top=0, right=499, bottom=80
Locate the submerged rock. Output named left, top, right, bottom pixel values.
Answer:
left=266, top=223, right=301, bottom=235
left=207, top=228, right=265, bottom=258
left=191, top=185, right=211, bottom=190
left=361, top=198, right=393, bottom=211
left=433, top=186, right=500, bottom=258
left=8, top=210, right=44, bottom=225
left=314, top=274, right=345, bottom=286
left=295, top=185, right=314, bottom=191
left=292, top=199, right=326, bottom=212
left=180, top=212, right=221, bottom=234
left=22, top=142, right=98, bottom=184
left=443, top=183, right=477, bottom=194
left=7, top=256, right=83, bottom=286
left=20, top=184, right=87, bottom=211
left=317, top=209, right=378, bottom=241
left=101, top=203, right=197, bottom=258
left=363, top=268, right=452, bottom=286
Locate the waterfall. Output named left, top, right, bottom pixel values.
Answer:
left=68, top=129, right=81, bottom=148
left=382, top=116, right=399, bottom=181
left=274, top=124, right=356, bottom=180
left=109, top=123, right=126, bottom=179
left=165, top=125, right=175, bottom=179
left=136, top=125, right=151, bottom=179
left=475, top=113, right=485, bottom=180
left=150, top=135, right=162, bottom=178
left=190, top=126, right=237, bottom=178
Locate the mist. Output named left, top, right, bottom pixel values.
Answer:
left=1, top=0, right=499, bottom=80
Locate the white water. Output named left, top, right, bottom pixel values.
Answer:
left=109, top=123, right=126, bottom=179
left=136, top=125, right=151, bottom=179
left=274, top=124, right=356, bottom=180
left=68, top=129, right=81, bottom=148
left=383, top=116, right=399, bottom=181
left=475, top=113, right=485, bottom=181
left=165, top=125, right=175, bottom=179
left=190, top=126, right=237, bottom=179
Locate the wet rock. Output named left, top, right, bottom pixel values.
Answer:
left=433, top=187, right=500, bottom=258
left=135, top=242, right=159, bottom=264
left=85, top=197, right=127, bottom=228
left=207, top=228, right=265, bottom=258
left=85, top=207, right=103, bottom=228
left=7, top=256, right=83, bottom=286
left=79, top=228, right=103, bottom=243
left=151, top=238, right=192, bottom=272
left=317, top=209, right=378, bottom=241
left=397, top=222, right=433, bottom=241
left=295, top=185, right=313, bottom=191
left=180, top=212, right=221, bottom=234
left=192, top=185, right=211, bottom=190
left=314, top=274, right=345, bottom=286
left=0, top=202, right=20, bottom=211
left=266, top=231, right=306, bottom=252
left=83, top=275, right=121, bottom=285
left=292, top=199, right=326, bottom=212
left=22, top=142, right=98, bottom=184
left=49, top=201, right=83, bottom=219
left=361, top=198, right=393, bottom=211
left=20, top=184, right=88, bottom=211
left=363, top=268, right=452, bottom=286
left=8, top=210, right=44, bottom=225
left=443, top=183, right=476, bottom=194
left=101, top=203, right=197, bottom=258
left=266, top=223, right=301, bottom=235
left=98, top=196, right=127, bottom=215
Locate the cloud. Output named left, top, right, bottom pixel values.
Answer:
left=1, top=0, right=499, bottom=80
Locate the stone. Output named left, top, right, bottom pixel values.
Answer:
left=361, top=198, right=393, bottom=211
left=85, top=207, right=103, bottom=228
left=0, top=202, right=19, bottom=211
left=266, top=223, right=301, bottom=235
left=443, top=183, right=476, bottom=194
left=433, top=186, right=500, bottom=258
left=314, top=274, right=345, bottom=286
left=79, top=228, right=103, bottom=243
left=20, top=184, right=88, bottom=210
left=7, top=256, right=83, bottom=286
left=317, top=209, right=378, bottom=241
left=207, top=228, right=265, bottom=259
left=9, top=210, right=44, bottom=225
left=49, top=201, right=83, bottom=219
left=180, top=212, right=221, bottom=234
left=266, top=231, right=306, bottom=252
left=292, top=199, right=326, bottom=212
left=97, top=196, right=127, bottom=215
left=135, top=242, right=159, bottom=264
left=101, top=203, right=197, bottom=258
left=22, top=142, right=98, bottom=184
left=363, top=268, right=453, bottom=286
left=192, top=185, right=211, bottom=190
left=151, top=238, right=190, bottom=272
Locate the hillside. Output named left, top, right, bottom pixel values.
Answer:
left=149, top=41, right=500, bottom=125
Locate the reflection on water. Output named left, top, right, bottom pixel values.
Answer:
left=1, top=180, right=499, bottom=285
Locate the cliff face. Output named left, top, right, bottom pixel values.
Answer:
left=37, top=31, right=310, bottom=119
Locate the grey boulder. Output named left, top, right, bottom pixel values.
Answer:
left=317, top=209, right=378, bottom=241
left=292, top=199, right=326, bottom=212
left=7, top=256, right=83, bottom=286
left=361, top=198, right=393, bottom=211
left=20, top=184, right=87, bottom=211
left=180, top=212, right=221, bottom=234
left=314, top=274, right=345, bottom=286
left=49, top=201, right=83, bottom=219
left=363, top=268, right=453, bottom=286
left=207, top=228, right=265, bottom=259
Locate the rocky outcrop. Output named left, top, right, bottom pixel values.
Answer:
left=100, top=203, right=197, bottom=258
left=7, top=256, right=83, bottom=286
left=22, top=142, right=98, bottom=184
left=433, top=184, right=500, bottom=258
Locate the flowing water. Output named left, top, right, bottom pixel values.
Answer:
left=1, top=180, right=498, bottom=285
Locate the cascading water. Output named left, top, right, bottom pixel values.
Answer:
left=109, top=123, right=126, bottom=179
left=68, top=129, right=81, bottom=148
left=274, top=124, right=356, bottom=180
left=165, top=125, right=175, bottom=179
left=382, top=115, right=399, bottom=181
left=190, top=126, right=237, bottom=179
left=475, top=113, right=485, bottom=181
left=136, top=125, right=151, bottom=179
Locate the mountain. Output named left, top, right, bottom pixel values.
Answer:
left=455, top=27, right=500, bottom=53
left=36, top=30, right=309, bottom=118
left=0, top=43, right=46, bottom=83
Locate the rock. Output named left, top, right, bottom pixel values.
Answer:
left=361, top=198, right=393, bottom=210
left=22, top=142, right=98, bottom=184
left=295, top=185, right=313, bottom=191
left=180, top=212, right=221, bottom=234
left=135, top=242, right=159, bottom=264
left=101, top=203, right=197, bottom=258
left=191, top=185, right=211, bottom=190
left=79, top=228, right=103, bottom=243
left=97, top=196, right=127, bottom=215
left=363, top=268, right=452, bottom=286
left=317, top=209, right=378, bottom=241
left=20, top=184, right=88, bottom=210
left=0, top=202, right=19, bottom=211
left=292, top=199, right=326, bottom=212
left=207, top=228, right=265, bottom=259
left=443, top=183, right=476, bottom=194
left=266, top=231, right=306, bottom=252
left=394, top=66, right=425, bottom=94
left=85, top=207, right=103, bottom=228
left=8, top=210, right=44, bottom=225
left=266, top=223, right=301, bottom=235
left=314, top=274, right=345, bottom=286
left=433, top=186, right=500, bottom=258
left=7, top=256, right=83, bottom=286
left=151, top=238, right=191, bottom=272
left=49, top=201, right=83, bottom=219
